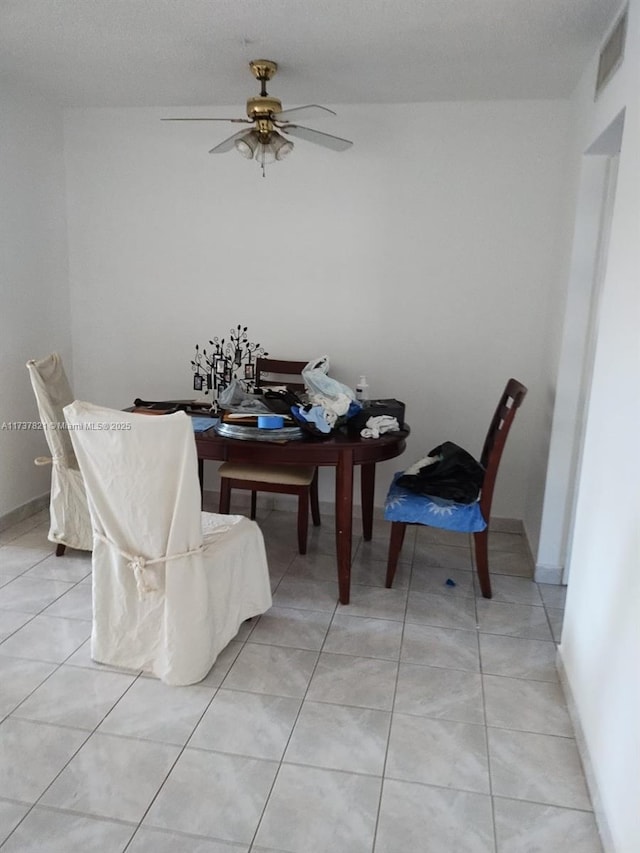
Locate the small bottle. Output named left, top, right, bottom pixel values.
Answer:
left=355, top=375, right=369, bottom=403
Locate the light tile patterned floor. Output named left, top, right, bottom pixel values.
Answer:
left=0, top=508, right=602, bottom=852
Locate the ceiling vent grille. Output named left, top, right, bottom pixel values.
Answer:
left=596, top=7, right=628, bottom=97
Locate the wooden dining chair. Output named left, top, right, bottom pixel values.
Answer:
left=255, top=358, right=308, bottom=394
left=384, top=379, right=527, bottom=598
left=217, top=358, right=320, bottom=554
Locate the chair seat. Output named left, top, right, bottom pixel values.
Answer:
left=201, top=511, right=247, bottom=543
left=219, top=462, right=316, bottom=486
left=384, top=473, right=487, bottom=533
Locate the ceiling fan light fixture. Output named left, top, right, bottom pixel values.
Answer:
left=234, top=129, right=259, bottom=159
left=271, top=133, right=294, bottom=161
left=255, top=141, right=277, bottom=167
left=252, top=131, right=294, bottom=169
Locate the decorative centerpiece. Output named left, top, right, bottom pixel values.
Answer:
left=190, top=325, right=268, bottom=396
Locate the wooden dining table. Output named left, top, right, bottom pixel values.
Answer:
left=195, top=425, right=409, bottom=604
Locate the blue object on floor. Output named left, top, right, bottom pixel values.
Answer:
left=445, top=578, right=457, bottom=587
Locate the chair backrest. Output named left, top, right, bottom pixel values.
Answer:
left=255, top=358, right=308, bottom=393
left=478, top=378, right=528, bottom=518
left=26, top=352, right=78, bottom=468
left=63, top=401, right=203, bottom=558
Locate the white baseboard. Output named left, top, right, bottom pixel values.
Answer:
left=535, top=563, right=564, bottom=584
left=0, top=492, right=49, bottom=533
left=556, top=649, right=615, bottom=852
left=489, top=516, right=524, bottom=534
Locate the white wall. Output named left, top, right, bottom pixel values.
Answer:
left=0, top=83, right=73, bottom=519
left=63, top=99, right=572, bottom=522
left=559, top=2, right=640, bottom=849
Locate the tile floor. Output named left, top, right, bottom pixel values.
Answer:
left=0, top=507, right=601, bottom=852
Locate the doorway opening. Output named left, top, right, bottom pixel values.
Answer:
left=536, top=109, right=624, bottom=586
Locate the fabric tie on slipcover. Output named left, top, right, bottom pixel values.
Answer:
left=94, top=532, right=204, bottom=598
left=34, top=455, right=67, bottom=467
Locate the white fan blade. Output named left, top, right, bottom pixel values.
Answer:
left=162, top=117, right=250, bottom=123
left=273, top=104, right=336, bottom=122
left=281, top=124, right=353, bottom=152
left=209, top=129, right=251, bottom=154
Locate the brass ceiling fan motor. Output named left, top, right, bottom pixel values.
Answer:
left=246, top=61, right=281, bottom=138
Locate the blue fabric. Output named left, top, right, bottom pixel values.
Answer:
left=291, top=404, right=332, bottom=434
left=384, top=472, right=487, bottom=533
left=191, top=417, right=218, bottom=433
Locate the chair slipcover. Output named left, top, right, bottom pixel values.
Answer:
left=384, top=473, right=487, bottom=533
left=63, top=400, right=272, bottom=686
left=26, top=353, right=92, bottom=551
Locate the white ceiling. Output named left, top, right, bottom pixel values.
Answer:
left=0, top=0, right=621, bottom=108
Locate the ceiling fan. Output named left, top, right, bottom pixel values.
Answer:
left=162, top=60, right=353, bottom=175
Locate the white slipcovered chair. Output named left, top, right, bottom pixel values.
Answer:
left=26, top=353, right=92, bottom=554
left=63, top=400, right=273, bottom=686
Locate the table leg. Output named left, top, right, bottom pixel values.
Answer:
left=335, top=449, right=354, bottom=605
left=198, top=459, right=204, bottom=508
left=360, top=462, right=375, bottom=541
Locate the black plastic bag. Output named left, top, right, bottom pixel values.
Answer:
left=262, top=388, right=304, bottom=415
left=397, top=441, right=484, bottom=504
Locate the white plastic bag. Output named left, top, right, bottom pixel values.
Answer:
left=218, top=378, right=271, bottom=413
left=302, top=356, right=356, bottom=425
